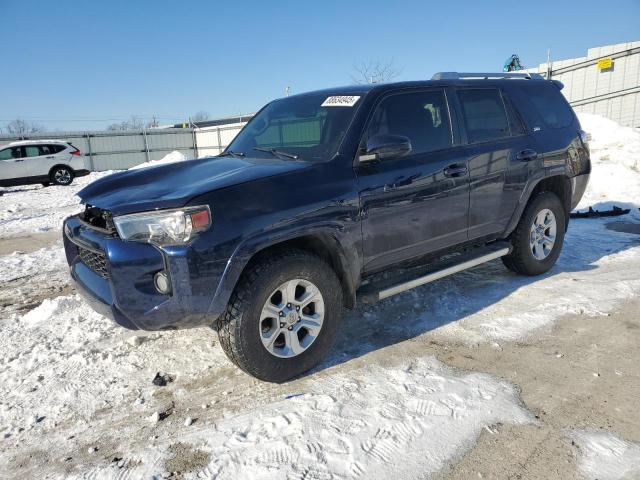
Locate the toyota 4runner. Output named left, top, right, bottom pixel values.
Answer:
left=63, top=72, right=590, bottom=382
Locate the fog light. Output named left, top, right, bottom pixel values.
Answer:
left=154, top=271, right=171, bottom=294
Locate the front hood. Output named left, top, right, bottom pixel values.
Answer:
left=78, top=156, right=309, bottom=215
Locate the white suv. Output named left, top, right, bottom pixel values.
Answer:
left=0, top=140, right=90, bottom=187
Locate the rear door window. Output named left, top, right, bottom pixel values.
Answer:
left=366, top=89, right=452, bottom=155
left=24, top=146, right=41, bottom=157
left=527, top=84, right=574, bottom=128
left=457, top=89, right=510, bottom=143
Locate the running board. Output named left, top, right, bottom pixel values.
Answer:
left=358, top=242, right=512, bottom=303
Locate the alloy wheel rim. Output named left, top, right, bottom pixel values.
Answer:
left=529, top=208, right=557, bottom=260
left=55, top=169, right=71, bottom=184
left=259, top=278, right=325, bottom=358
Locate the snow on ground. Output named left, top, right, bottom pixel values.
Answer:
left=0, top=119, right=639, bottom=477
left=0, top=296, right=531, bottom=478
left=0, top=151, right=187, bottom=238
left=570, top=430, right=640, bottom=480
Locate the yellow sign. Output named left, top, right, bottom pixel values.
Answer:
left=597, top=58, right=613, bottom=70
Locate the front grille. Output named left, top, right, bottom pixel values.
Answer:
left=78, top=247, right=109, bottom=278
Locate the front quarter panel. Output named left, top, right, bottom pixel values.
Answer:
left=186, top=159, right=362, bottom=319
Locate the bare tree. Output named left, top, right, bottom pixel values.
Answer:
left=351, top=59, right=402, bottom=84
left=191, top=111, right=210, bottom=123
left=5, top=118, right=45, bottom=135
left=106, top=116, right=144, bottom=131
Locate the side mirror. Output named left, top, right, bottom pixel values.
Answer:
left=360, top=134, right=412, bottom=163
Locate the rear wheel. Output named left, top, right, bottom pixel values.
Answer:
left=217, top=249, right=343, bottom=382
left=502, top=191, right=566, bottom=275
left=51, top=166, right=74, bottom=186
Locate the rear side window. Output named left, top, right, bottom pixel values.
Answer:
left=40, top=144, right=66, bottom=155
left=366, top=90, right=452, bottom=155
left=527, top=84, right=574, bottom=129
left=457, top=89, right=510, bottom=143
left=502, top=93, right=526, bottom=135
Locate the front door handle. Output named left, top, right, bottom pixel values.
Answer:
left=14, top=159, right=24, bottom=162
left=443, top=164, right=468, bottom=177
left=46, top=156, right=55, bottom=159
left=516, top=149, right=538, bottom=161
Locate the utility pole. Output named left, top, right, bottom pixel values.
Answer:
left=546, top=48, right=552, bottom=79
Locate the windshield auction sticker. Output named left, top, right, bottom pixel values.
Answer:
left=321, top=95, right=361, bottom=107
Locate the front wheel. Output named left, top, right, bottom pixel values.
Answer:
left=502, top=191, right=566, bottom=276
left=51, top=166, right=74, bottom=186
left=217, top=250, right=343, bottom=382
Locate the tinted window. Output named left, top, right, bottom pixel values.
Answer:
left=0, top=147, right=22, bottom=160
left=457, top=89, right=510, bottom=143
left=39, top=145, right=53, bottom=155
left=502, top=93, right=526, bottom=135
left=49, top=144, right=67, bottom=154
left=527, top=84, right=574, bottom=128
left=366, top=90, right=452, bottom=154
left=24, top=146, right=41, bottom=157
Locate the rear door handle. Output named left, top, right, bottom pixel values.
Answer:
left=516, top=149, right=538, bottom=161
left=443, top=164, right=468, bottom=177
left=46, top=156, right=55, bottom=159
left=14, top=159, right=24, bottom=162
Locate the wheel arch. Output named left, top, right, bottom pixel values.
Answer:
left=504, top=174, right=572, bottom=237
left=208, top=229, right=360, bottom=319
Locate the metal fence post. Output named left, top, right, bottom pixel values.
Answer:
left=86, top=133, right=95, bottom=171
left=217, top=127, right=222, bottom=155
left=192, top=126, right=198, bottom=158
left=142, top=129, right=150, bottom=163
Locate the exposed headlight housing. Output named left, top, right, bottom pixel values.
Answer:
left=113, top=206, right=211, bottom=246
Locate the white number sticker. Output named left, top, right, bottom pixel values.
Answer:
left=321, top=95, right=361, bottom=107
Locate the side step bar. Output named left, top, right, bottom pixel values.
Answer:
left=358, top=242, right=512, bottom=303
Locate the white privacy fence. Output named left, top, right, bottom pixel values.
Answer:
left=0, top=115, right=252, bottom=171
left=0, top=128, right=198, bottom=171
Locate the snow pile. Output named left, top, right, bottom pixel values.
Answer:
left=129, top=150, right=187, bottom=170
left=576, top=113, right=640, bottom=211
left=570, top=430, right=640, bottom=480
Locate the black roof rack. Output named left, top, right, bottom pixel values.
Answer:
left=431, top=72, right=544, bottom=80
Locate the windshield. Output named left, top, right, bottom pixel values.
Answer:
left=226, top=93, right=362, bottom=162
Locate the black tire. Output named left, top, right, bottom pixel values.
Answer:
left=41, top=182, right=50, bottom=187
left=502, top=191, right=566, bottom=276
left=217, top=249, right=343, bottom=382
left=50, top=166, right=74, bottom=186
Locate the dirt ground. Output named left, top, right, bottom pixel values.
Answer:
left=1, top=231, right=639, bottom=479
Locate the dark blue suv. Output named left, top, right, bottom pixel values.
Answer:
left=63, top=72, right=590, bottom=382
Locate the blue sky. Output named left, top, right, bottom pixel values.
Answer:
left=1, top=0, right=638, bottom=131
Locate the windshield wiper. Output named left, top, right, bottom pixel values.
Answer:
left=253, top=147, right=299, bottom=160
left=219, top=150, right=245, bottom=157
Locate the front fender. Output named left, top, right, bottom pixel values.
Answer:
left=206, top=223, right=361, bottom=319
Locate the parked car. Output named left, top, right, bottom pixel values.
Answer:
left=63, top=72, right=590, bottom=382
left=0, top=140, right=90, bottom=187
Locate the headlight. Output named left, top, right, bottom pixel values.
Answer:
left=113, top=206, right=211, bottom=246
